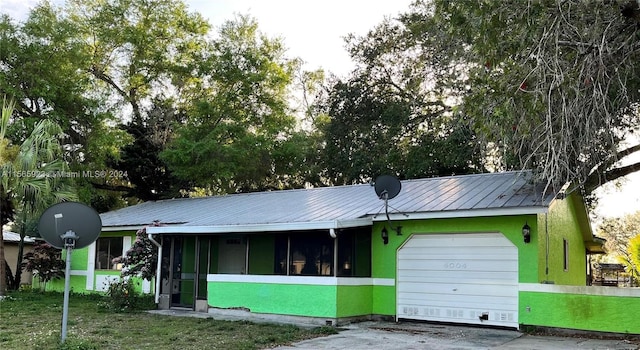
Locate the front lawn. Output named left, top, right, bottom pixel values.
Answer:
left=0, top=291, right=336, bottom=350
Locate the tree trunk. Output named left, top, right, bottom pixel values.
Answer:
left=0, top=205, right=6, bottom=296
left=11, top=209, right=27, bottom=290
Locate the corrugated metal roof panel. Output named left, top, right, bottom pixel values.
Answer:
left=100, top=171, right=555, bottom=229
left=3, top=231, right=36, bottom=243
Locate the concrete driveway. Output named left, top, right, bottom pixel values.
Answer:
left=272, top=322, right=640, bottom=350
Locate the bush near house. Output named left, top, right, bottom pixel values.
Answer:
left=22, top=242, right=64, bottom=291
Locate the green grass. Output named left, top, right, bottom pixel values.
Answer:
left=0, top=291, right=338, bottom=350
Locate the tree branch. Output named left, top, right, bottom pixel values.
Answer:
left=89, top=181, right=134, bottom=194
left=585, top=161, right=640, bottom=193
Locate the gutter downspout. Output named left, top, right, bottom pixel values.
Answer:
left=148, top=233, right=162, bottom=304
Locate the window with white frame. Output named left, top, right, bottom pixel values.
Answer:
left=95, top=237, right=124, bottom=270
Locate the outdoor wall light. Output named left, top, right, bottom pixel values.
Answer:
left=522, top=223, right=531, bottom=243
left=381, top=227, right=389, bottom=245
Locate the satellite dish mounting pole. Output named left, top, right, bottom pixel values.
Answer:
left=60, top=230, right=78, bottom=343
left=38, top=202, right=102, bottom=344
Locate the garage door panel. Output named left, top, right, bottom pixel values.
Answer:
left=398, top=282, right=517, bottom=297
left=398, top=306, right=517, bottom=326
left=397, top=276, right=517, bottom=285
left=404, top=234, right=514, bottom=248
left=398, top=269, right=518, bottom=282
left=398, top=292, right=518, bottom=307
left=397, top=299, right=518, bottom=315
left=397, top=259, right=518, bottom=272
left=397, top=233, right=519, bottom=328
left=400, top=246, right=517, bottom=257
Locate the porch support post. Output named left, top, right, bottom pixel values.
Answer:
left=148, top=233, right=162, bottom=304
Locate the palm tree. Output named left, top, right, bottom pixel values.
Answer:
left=0, top=97, right=77, bottom=294
left=0, top=97, right=15, bottom=296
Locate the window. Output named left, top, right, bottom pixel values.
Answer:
left=95, top=237, right=123, bottom=270
left=272, top=228, right=372, bottom=277
left=290, top=232, right=334, bottom=276
left=563, top=239, right=569, bottom=271
left=337, top=228, right=371, bottom=277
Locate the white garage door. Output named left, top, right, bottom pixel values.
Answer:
left=397, top=233, right=518, bottom=328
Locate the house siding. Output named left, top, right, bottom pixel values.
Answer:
left=519, top=285, right=640, bottom=333
left=208, top=281, right=338, bottom=317
left=538, top=194, right=587, bottom=285
left=48, top=230, right=139, bottom=293
left=370, top=214, right=542, bottom=317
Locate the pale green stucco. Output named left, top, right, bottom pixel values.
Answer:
left=48, top=275, right=86, bottom=292
left=336, top=285, right=372, bottom=317
left=208, top=282, right=338, bottom=317
left=520, top=291, right=640, bottom=334
left=537, top=195, right=588, bottom=285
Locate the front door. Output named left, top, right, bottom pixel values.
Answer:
left=169, top=236, right=196, bottom=308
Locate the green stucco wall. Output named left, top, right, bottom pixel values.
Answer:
left=207, top=281, right=373, bottom=318
left=47, top=230, right=140, bottom=294
left=336, top=285, right=372, bottom=317
left=370, top=215, right=539, bottom=316
left=208, top=282, right=337, bottom=317
left=520, top=291, right=640, bottom=334
left=372, top=286, right=395, bottom=316
left=48, top=275, right=86, bottom=292
left=538, top=196, right=588, bottom=285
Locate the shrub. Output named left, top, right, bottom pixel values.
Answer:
left=100, top=279, right=155, bottom=312
left=22, top=241, right=65, bottom=290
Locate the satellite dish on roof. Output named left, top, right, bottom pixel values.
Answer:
left=374, top=175, right=402, bottom=200
left=373, top=175, right=405, bottom=239
left=38, top=202, right=102, bottom=249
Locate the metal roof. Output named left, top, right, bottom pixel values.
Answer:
left=3, top=231, right=36, bottom=243
left=101, top=171, right=556, bottom=234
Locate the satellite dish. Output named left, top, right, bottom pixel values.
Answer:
left=38, top=202, right=102, bottom=249
left=374, top=175, right=402, bottom=200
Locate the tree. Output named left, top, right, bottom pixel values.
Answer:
left=162, top=15, right=305, bottom=193
left=0, top=97, right=77, bottom=292
left=0, top=97, right=15, bottom=296
left=393, top=0, right=640, bottom=194
left=318, top=4, right=484, bottom=185
left=597, top=210, right=640, bottom=283
left=0, top=6, right=130, bottom=210
left=23, top=241, right=65, bottom=291
left=623, top=234, right=640, bottom=285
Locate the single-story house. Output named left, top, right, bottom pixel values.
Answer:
left=3, top=231, right=36, bottom=286
left=49, top=171, right=640, bottom=334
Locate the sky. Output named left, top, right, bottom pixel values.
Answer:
left=1, top=0, right=639, bottom=220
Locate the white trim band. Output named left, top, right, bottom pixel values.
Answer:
left=69, top=270, right=89, bottom=276
left=207, top=274, right=394, bottom=286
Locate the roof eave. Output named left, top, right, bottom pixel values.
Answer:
left=102, top=225, right=145, bottom=232
left=375, top=206, right=549, bottom=221
left=146, top=218, right=373, bottom=234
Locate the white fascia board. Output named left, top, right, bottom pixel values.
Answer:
left=101, top=225, right=144, bottom=232
left=372, top=206, right=549, bottom=222
left=146, top=218, right=372, bottom=234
